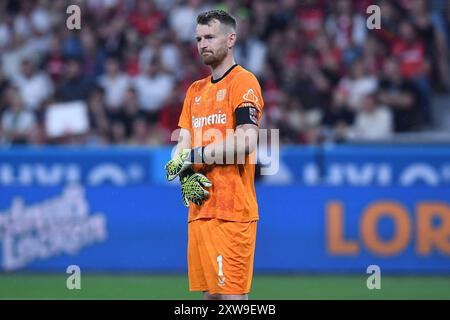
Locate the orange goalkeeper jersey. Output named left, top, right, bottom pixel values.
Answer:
left=178, top=64, right=264, bottom=222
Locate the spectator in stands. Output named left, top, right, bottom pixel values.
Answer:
left=348, top=93, right=393, bottom=141
left=80, top=26, right=107, bottom=79
left=298, top=0, right=326, bottom=42
left=392, top=19, right=432, bottom=125
left=169, top=0, right=206, bottom=43
left=313, top=30, right=342, bottom=86
left=12, top=58, right=53, bottom=112
left=129, top=116, right=163, bottom=145
left=0, top=69, right=10, bottom=101
left=270, top=0, right=300, bottom=33
left=109, top=120, right=127, bottom=145
left=57, top=57, right=94, bottom=102
left=133, top=56, right=175, bottom=123
left=1, top=86, right=36, bottom=144
left=139, top=34, right=181, bottom=78
left=408, top=0, right=449, bottom=92
left=285, top=97, right=322, bottom=144
left=113, top=87, right=143, bottom=139
left=325, top=0, right=367, bottom=50
left=378, top=57, right=422, bottom=132
left=375, top=0, right=401, bottom=46
left=443, top=1, right=450, bottom=51
left=336, top=57, right=378, bottom=112
left=0, top=0, right=448, bottom=146
left=43, top=35, right=65, bottom=83
left=129, top=0, right=164, bottom=36
left=321, top=89, right=355, bottom=143
left=234, top=18, right=267, bottom=77
left=283, top=51, right=331, bottom=112
left=87, top=86, right=110, bottom=142
left=98, top=57, right=130, bottom=111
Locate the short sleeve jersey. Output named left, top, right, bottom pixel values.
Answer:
left=178, top=64, right=264, bottom=222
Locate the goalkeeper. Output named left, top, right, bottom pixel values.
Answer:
left=165, top=10, right=264, bottom=300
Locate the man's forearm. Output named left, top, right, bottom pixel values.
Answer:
left=202, top=126, right=258, bottom=164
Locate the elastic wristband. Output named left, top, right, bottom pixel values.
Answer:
left=190, top=146, right=205, bottom=164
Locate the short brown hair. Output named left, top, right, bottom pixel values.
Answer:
left=196, top=10, right=236, bottom=31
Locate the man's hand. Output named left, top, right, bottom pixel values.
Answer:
left=180, top=169, right=212, bottom=207
left=165, top=149, right=193, bottom=181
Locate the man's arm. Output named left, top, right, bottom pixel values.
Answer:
left=203, top=123, right=258, bottom=164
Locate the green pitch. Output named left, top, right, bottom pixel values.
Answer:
left=0, top=274, right=449, bottom=300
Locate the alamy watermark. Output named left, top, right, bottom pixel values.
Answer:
left=366, top=5, right=381, bottom=30
left=366, top=265, right=381, bottom=290
left=170, top=128, right=280, bottom=176
left=66, top=265, right=81, bottom=290
left=66, top=5, right=81, bottom=30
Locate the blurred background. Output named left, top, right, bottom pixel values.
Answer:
left=0, top=0, right=450, bottom=299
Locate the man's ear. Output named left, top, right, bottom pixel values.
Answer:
left=227, top=32, right=236, bottom=49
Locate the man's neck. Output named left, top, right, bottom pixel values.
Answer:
left=211, top=55, right=236, bottom=81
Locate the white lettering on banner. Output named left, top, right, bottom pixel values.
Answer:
left=300, top=163, right=450, bottom=186
left=326, top=164, right=392, bottom=186
left=0, top=184, right=107, bottom=271
left=399, top=164, right=440, bottom=186
left=87, top=164, right=128, bottom=185
left=0, top=163, right=145, bottom=186
left=0, top=164, right=80, bottom=186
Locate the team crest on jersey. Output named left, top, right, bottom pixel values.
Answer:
left=216, top=89, right=226, bottom=102
left=243, top=89, right=259, bottom=106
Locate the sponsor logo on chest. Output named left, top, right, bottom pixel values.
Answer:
left=192, top=112, right=227, bottom=128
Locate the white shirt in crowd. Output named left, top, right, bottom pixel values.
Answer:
left=1, top=109, right=36, bottom=139
left=12, top=72, right=54, bottom=111
left=133, top=73, right=175, bottom=112
left=338, top=76, right=378, bottom=111
left=349, top=105, right=393, bottom=140
left=98, top=73, right=130, bottom=109
left=169, top=4, right=208, bottom=42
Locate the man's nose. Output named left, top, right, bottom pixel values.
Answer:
left=199, top=38, right=208, bottom=50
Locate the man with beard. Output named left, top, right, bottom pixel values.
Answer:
left=164, top=10, right=264, bottom=300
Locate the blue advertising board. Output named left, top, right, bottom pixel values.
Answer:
left=0, top=147, right=167, bottom=187
left=0, top=184, right=449, bottom=273
left=1, top=145, right=449, bottom=273
left=2, top=145, right=449, bottom=187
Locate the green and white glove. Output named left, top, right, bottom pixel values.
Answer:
left=165, top=147, right=205, bottom=181
left=180, top=168, right=212, bottom=207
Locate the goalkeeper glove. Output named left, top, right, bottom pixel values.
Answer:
left=165, top=147, right=204, bottom=181
left=179, top=168, right=212, bottom=207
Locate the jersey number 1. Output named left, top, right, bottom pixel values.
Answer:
left=216, top=255, right=224, bottom=277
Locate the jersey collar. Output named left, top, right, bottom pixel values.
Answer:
left=211, top=64, right=239, bottom=84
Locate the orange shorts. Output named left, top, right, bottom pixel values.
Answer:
left=188, top=218, right=257, bottom=295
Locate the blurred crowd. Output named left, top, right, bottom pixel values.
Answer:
left=0, top=0, right=449, bottom=146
